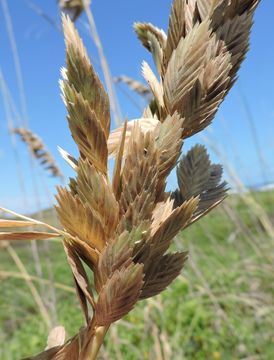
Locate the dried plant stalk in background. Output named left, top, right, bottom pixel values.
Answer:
left=114, top=75, right=152, bottom=99
left=13, top=127, right=63, bottom=178
left=0, top=0, right=260, bottom=359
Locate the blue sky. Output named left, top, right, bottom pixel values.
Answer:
left=0, top=0, right=273, bottom=213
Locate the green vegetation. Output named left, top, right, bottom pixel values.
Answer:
left=0, top=191, right=273, bottom=359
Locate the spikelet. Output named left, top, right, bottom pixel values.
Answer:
left=107, top=117, right=160, bottom=158
left=172, top=145, right=228, bottom=222
left=3, top=1, right=261, bottom=358
left=134, top=22, right=167, bottom=74
left=13, top=128, right=63, bottom=178
left=135, top=0, right=260, bottom=137
left=58, top=0, right=90, bottom=22
left=56, top=16, right=115, bottom=272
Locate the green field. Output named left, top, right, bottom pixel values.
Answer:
left=0, top=192, right=273, bottom=359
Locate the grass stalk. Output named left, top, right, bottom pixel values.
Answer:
left=6, top=244, right=52, bottom=328
left=86, top=326, right=109, bottom=360
left=1, top=0, right=29, bottom=127
left=0, top=270, right=75, bottom=293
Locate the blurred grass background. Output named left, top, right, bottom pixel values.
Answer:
left=0, top=191, right=273, bottom=359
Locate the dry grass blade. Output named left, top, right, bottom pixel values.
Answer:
left=0, top=231, right=60, bottom=241
left=0, top=219, right=37, bottom=227
left=13, top=128, right=63, bottom=178
left=0, top=206, right=62, bottom=234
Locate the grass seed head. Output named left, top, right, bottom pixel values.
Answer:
left=1, top=1, right=261, bottom=358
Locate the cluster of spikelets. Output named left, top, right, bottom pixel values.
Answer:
left=12, top=128, right=63, bottom=178
left=1, top=0, right=260, bottom=359
left=58, top=0, right=90, bottom=21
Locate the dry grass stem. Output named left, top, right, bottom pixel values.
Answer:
left=0, top=270, right=75, bottom=293
left=6, top=244, right=52, bottom=328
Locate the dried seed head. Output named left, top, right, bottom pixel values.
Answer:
left=10, top=2, right=260, bottom=358
left=58, top=0, right=91, bottom=22
left=114, top=75, right=152, bottom=99
left=13, top=127, right=63, bottom=178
